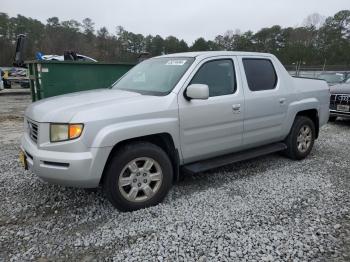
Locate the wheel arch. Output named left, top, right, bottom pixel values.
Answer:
left=100, top=133, right=180, bottom=186
left=295, top=109, right=319, bottom=138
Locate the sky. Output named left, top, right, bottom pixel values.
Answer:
left=3, top=0, right=350, bottom=44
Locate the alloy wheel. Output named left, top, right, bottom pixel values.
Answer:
left=118, top=157, right=163, bottom=202
left=297, top=125, right=312, bottom=153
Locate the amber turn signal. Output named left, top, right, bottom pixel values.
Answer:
left=69, top=124, right=84, bottom=139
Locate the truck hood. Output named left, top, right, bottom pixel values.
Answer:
left=330, top=83, right=350, bottom=94
left=25, top=89, right=147, bottom=122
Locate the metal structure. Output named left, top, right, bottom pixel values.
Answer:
left=285, top=64, right=350, bottom=77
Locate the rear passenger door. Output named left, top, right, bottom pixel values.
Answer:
left=178, top=57, right=244, bottom=163
left=239, top=56, right=288, bottom=147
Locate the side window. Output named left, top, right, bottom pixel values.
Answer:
left=242, top=58, right=277, bottom=91
left=190, top=59, right=236, bottom=97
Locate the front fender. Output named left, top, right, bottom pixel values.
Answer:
left=91, top=118, right=181, bottom=150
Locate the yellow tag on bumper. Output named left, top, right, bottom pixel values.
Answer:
left=19, top=150, right=28, bottom=170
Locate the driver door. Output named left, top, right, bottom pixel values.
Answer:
left=178, top=57, right=244, bottom=163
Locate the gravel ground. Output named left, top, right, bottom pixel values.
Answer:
left=0, top=92, right=350, bottom=261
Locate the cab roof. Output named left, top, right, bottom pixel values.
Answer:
left=158, top=51, right=273, bottom=59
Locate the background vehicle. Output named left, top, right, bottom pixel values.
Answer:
left=329, top=81, right=350, bottom=121
left=0, top=69, right=3, bottom=91
left=40, top=53, right=97, bottom=62
left=1, top=67, right=12, bottom=88
left=20, top=51, right=330, bottom=211
left=318, top=72, right=347, bottom=86
left=0, top=35, right=29, bottom=89
left=0, top=67, right=29, bottom=89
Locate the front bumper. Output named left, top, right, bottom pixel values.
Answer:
left=20, top=133, right=110, bottom=188
left=330, top=110, right=350, bottom=119
left=330, top=93, right=350, bottom=119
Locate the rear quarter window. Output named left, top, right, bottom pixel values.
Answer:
left=242, top=58, right=277, bottom=91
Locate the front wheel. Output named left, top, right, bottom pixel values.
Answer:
left=103, top=142, right=173, bottom=212
left=283, top=116, right=315, bottom=160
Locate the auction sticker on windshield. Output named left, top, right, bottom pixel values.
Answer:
left=166, top=60, right=187, bottom=66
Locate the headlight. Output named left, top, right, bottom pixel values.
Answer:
left=50, top=124, right=84, bottom=142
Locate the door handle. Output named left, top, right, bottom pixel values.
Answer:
left=279, top=98, right=286, bottom=104
left=232, top=104, right=241, bottom=113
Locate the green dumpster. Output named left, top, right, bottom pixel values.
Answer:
left=26, top=60, right=135, bottom=102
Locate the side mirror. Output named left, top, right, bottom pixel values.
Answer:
left=186, top=84, right=209, bottom=100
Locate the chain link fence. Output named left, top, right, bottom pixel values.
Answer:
left=284, top=64, right=350, bottom=78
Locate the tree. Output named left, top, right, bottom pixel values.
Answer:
left=61, top=19, right=81, bottom=33
left=0, top=13, right=12, bottom=65
left=332, top=10, right=350, bottom=38
left=47, top=17, right=59, bottom=27
left=164, top=36, right=183, bottom=53
left=214, top=30, right=235, bottom=50
left=145, top=35, right=164, bottom=55
left=82, top=18, right=94, bottom=36
left=253, top=25, right=283, bottom=53
left=233, top=31, right=254, bottom=51
left=303, top=13, right=326, bottom=29
left=191, top=37, right=210, bottom=51
left=178, top=40, right=189, bottom=52
left=0, top=10, right=350, bottom=66
left=97, top=27, right=109, bottom=39
left=318, top=10, right=350, bottom=64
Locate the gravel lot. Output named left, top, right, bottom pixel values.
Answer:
left=0, top=91, right=349, bottom=261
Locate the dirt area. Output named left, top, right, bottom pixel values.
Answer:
left=0, top=90, right=30, bottom=144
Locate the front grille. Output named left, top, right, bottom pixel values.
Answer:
left=330, top=94, right=350, bottom=111
left=28, top=120, right=39, bottom=143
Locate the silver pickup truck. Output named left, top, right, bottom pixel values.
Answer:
left=20, top=51, right=330, bottom=211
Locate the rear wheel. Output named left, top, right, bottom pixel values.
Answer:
left=284, top=116, right=315, bottom=160
left=103, top=142, right=173, bottom=212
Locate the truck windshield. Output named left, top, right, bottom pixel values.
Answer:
left=112, top=57, right=194, bottom=95
left=318, top=73, right=345, bottom=84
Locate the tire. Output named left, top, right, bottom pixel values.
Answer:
left=103, top=142, right=173, bottom=212
left=328, top=116, right=337, bottom=122
left=283, top=116, right=315, bottom=160
left=20, top=82, right=30, bottom=89
left=3, top=80, right=11, bottom=89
